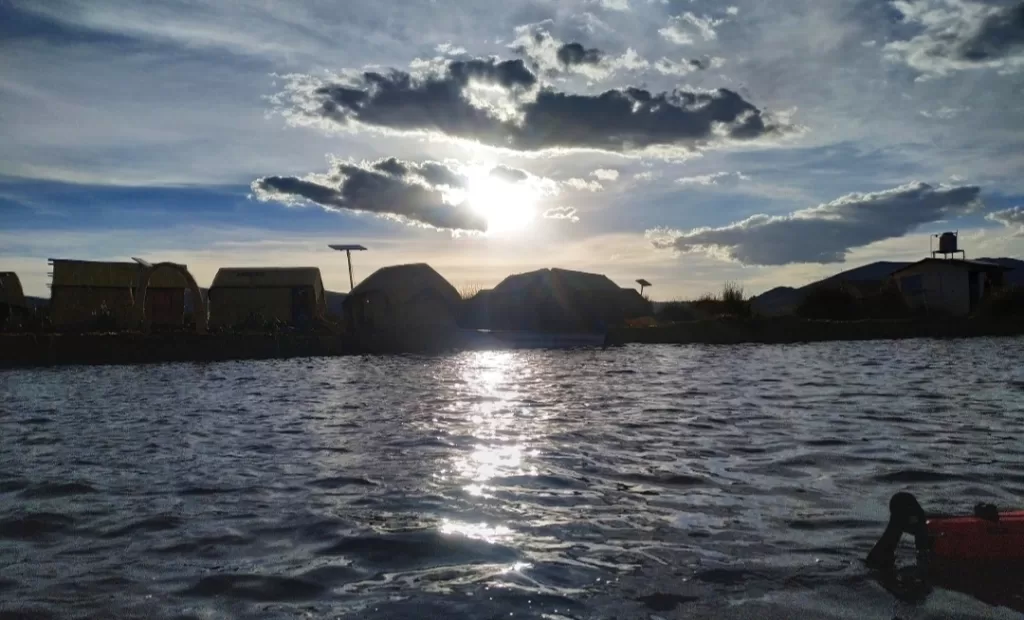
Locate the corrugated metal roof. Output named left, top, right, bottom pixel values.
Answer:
left=49, top=259, right=188, bottom=288
left=211, top=267, right=324, bottom=289
left=891, top=258, right=1014, bottom=276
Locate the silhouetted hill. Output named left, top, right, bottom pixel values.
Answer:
left=751, top=257, right=1024, bottom=315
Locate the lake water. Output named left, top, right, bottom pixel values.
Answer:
left=2, top=340, right=1024, bottom=619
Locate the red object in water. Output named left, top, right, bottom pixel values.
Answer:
left=928, top=511, right=1024, bottom=563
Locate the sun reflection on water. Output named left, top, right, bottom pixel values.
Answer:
left=446, top=351, right=545, bottom=496
left=434, top=351, right=549, bottom=553
left=439, top=518, right=513, bottom=543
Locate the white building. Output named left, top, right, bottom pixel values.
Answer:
left=891, top=259, right=1011, bottom=316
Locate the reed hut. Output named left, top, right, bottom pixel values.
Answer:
left=343, top=263, right=461, bottom=333
left=465, top=268, right=652, bottom=331
left=208, top=267, right=326, bottom=328
left=1, top=272, right=27, bottom=327
left=49, top=259, right=187, bottom=330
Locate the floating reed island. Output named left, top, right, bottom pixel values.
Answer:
left=2, top=254, right=1024, bottom=368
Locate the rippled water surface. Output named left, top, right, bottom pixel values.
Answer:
left=3, top=339, right=1024, bottom=619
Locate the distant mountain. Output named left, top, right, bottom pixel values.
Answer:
left=978, top=258, right=1024, bottom=286
left=750, top=257, right=1024, bottom=316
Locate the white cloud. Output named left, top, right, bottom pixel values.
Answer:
left=659, top=12, right=725, bottom=45
left=726, top=6, right=739, bottom=16
left=986, top=206, right=1024, bottom=235
left=565, top=177, right=604, bottom=192
left=633, top=170, right=661, bottom=182
left=592, top=168, right=620, bottom=181
left=435, top=42, right=467, bottom=56
left=885, top=0, right=1024, bottom=76
left=919, top=106, right=969, bottom=119
left=589, top=0, right=631, bottom=11
left=511, top=24, right=649, bottom=80
left=543, top=206, right=580, bottom=222
left=675, top=171, right=744, bottom=186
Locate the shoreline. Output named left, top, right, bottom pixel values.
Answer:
left=2, top=317, right=1023, bottom=368
left=607, top=316, right=1024, bottom=345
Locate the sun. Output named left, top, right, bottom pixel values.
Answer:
left=464, top=168, right=537, bottom=234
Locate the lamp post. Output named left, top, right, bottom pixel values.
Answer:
left=636, top=278, right=652, bottom=297
left=328, top=244, right=368, bottom=291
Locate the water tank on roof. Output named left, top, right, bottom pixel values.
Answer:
left=938, top=232, right=958, bottom=254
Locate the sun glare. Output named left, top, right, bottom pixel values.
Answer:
left=464, top=168, right=537, bottom=234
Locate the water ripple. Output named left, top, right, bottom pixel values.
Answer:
left=1, top=339, right=1023, bottom=618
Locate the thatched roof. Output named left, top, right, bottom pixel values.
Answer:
left=467, top=267, right=650, bottom=331
left=211, top=267, right=324, bottom=290
left=49, top=259, right=187, bottom=288
left=0, top=272, right=26, bottom=307
left=493, top=268, right=621, bottom=295
left=346, top=263, right=460, bottom=308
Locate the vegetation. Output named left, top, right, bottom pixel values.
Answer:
left=795, top=283, right=911, bottom=321
left=691, top=282, right=751, bottom=318
left=656, top=301, right=697, bottom=322
left=457, top=284, right=483, bottom=300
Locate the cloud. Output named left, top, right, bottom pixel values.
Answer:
left=919, top=106, right=969, bottom=119
left=589, top=0, right=631, bottom=11
left=565, top=177, right=604, bottom=191
left=436, top=42, right=468, bottom=56
left=543, top=206, right=580, bottom=222
left=659, top=12, right=726, bottom=45
left=653, top=55, right=725, bottom=75
left=648, top=182, right=983, bottom=265
left=634, top=170, right=661, bottom=181
left=987, top=205, right=1024, bottom=235
left=489, top=164, right=530, bottom=183
left=592, top=168, right=620, bottom=181
left=278, top=56, right=788, bottom=155
left=251, top=157, right=490, bottom=232
left=511, top=25, right=648, bottom=79
left=675, top=171, right=741, bottom=186
left=886, top=0, right=1024, bottom=75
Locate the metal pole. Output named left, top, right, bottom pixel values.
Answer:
left=347, top=249, right=354, bottom=291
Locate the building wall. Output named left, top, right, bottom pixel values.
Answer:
left=209, top=286, right=320, bottom=327
left=895, top=263, right=973, bottom=316
left=346, top=289, right=457, bottom=332
left=147, top=288, right=185, bottom=326
left=51, top=287, right=137, bottom=328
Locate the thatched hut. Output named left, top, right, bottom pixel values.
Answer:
left=1, top=272, right=27, bottom=327
left=208, top=267, right=326, bottom=328
left=49, top=259, right=187, bottom=330
left=464, top=268, right=652, bottom=331
left=343, top=263, right=461, bottom=334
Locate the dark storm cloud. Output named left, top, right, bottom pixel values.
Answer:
left=887, top=0, right=1024, bottom=74
left=252, top=158, right=486, bottom=232
left=648, top=182, right=983, bottom=265
left=555, top=42, right=604, bottom=67
left=282, top=56, right=787, bottom=154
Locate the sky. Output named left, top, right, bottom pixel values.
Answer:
left=2, top=0, right=1023, bottom=299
